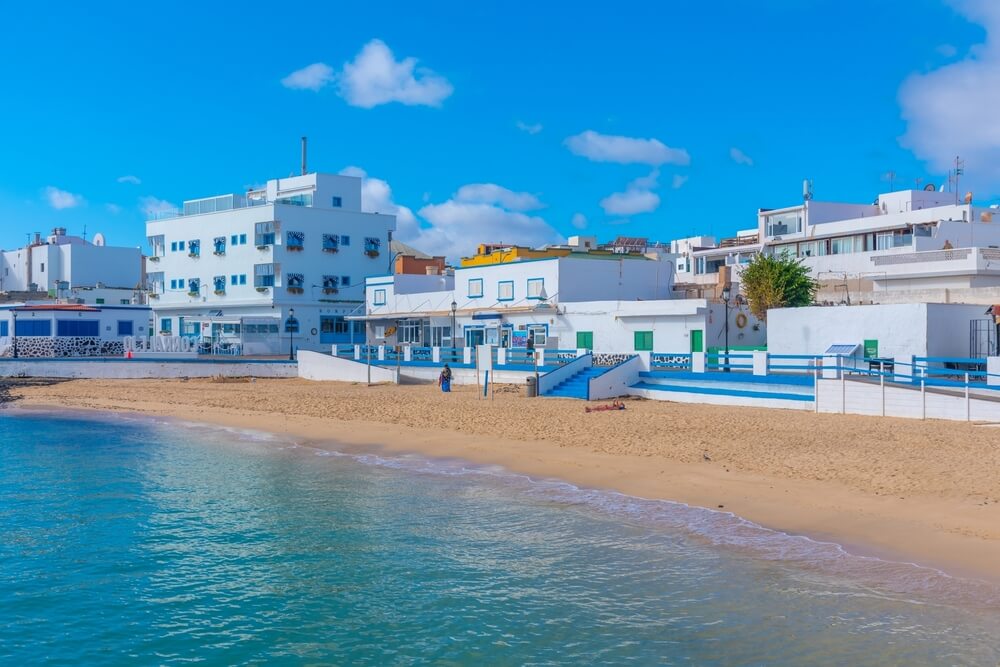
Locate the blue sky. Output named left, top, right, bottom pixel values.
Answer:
left=0, top=0, right=996, bottom=259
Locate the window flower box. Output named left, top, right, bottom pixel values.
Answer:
left=148, top=293, right=160, bottom=299
left=287, top=245, right=304, bottom=252
left=365, top=249, right=380, bottom=258
left=213, top=250, right=226, bottom=256
left=322, top=246, right=339, bottom=253
left=256, top=286, right=270, bottom=293
left=149, top=256, right=160, bottom=262
left=287, top=286, right=304, bottom=294
left=322, top=287, right=339, bottom=295
left=187, top=291, right=200, bottom=297
left=257, top=244, right=271, bottom=251
left=214, top=290, right=226, bottom=296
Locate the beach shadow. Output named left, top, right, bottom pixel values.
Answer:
left=0, top=378, right=70, bottom=406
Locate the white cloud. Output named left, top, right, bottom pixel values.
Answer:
left=516, top=120, right=543, bottom=135
left=730, top=147, right=754, bottom=166
left=565, top=130, right=690, bottom=166
left=600, top=189, right=660, bottom=216
left=117, top=175, right=141, bottom=185
left=338, top=39, right=452, bottom=108
left=416, top=200, right=562, bottom=262
left=105, top=203, right=122, bottom=214
left=454, top=183, right=543, bottom=211
left=899, top=1, right=1000, bottom=190
left=44, top=186, right=84, bottom=209
left=281, top=62, right=336, bottom=91
left=672, top=174, right=689, bottom=189
left=340, top=166, right=419, bottom=238
left=340, top=166, right=560, bottom=260
left=571, top=213, right=587, bottom=229
left=139, top=196, right=178, bottom=219
left=599, top=170, right=662, bottom=216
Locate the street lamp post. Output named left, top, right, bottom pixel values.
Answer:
left=287, top=308, right=296, bottom=361
left=10, top=310, right=18, bottom=359
left=450, top=299, right=457, bottom=355
left=721, top=285, right=731, bottom=373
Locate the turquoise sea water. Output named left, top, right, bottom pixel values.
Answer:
left=2, top=410, right=1000, bottom=665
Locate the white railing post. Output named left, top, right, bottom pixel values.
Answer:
left=576, top=348, right=587, bottom=357
left=497, top=347, right=506, bottom=366
left=965, top=372, right=971, bottom=422
left=432, top=347, right=441, bottom=363
left=354, top=344, right=361, bottom=361
left=377, top=345, right=385, bottom=361
left=536, top=349, right=545, bottom=367
left=403, top=346, right=412, bottom=362
left=814, top=365, right=820, bottom=414
left=988, top=357, right=1000, bottom=387
left=691, top=351, right=706, bottom=373
left=841, top=371, right=846, bottom=414
left=880, top=371, right=885, bottom=417
left=463, top=347, right=472, bottom=364
left=921, top=368, right=926, bottom=420
left=752, top=350, right=768, bottom=376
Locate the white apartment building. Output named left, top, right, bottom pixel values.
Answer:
left=685, top=187, right=1000, bottom=301
left=0, top=228, right=142, bottom=294
left=360, top=253, right=763, bottom=355
left=145, top=172, right=395, bottom=355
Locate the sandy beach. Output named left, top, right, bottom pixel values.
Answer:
left=5, top=376, right=1000, bottom=583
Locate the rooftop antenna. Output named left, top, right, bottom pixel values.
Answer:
left=301, top=136, right=307, bottom=175
left=953, top=155, right=965, bottom=205
left=82, top=224, right=87, bottom=242
left=802, top=179, right=813, bottom=201
left=883, top=170, right=896, bottom=192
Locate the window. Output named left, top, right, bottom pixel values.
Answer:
left=213, top=237, right=226, bottom=255
left=171, top=241, right=178, bottom=252
left=765, top=212, right=802, bottom=237
left=498, top=281, right=514, bottom=301
left=187, top=278, right=200, bottom=295
left=188, top=239, right=200, bottom=257
left=830, top=236, right=861, bottom=255
left=322, top=275, right=339, bottom=292
left=526, top=324, right=547, bottom=347
left=373, top=289, right=387, bottom=306
left=117, top=320, right=134, bottom=336
left=170, top=279, right=176, bottom=289
left=286, top=273, right=304, bottom=289
left=240, top=274, right=246, bottom=285
left=213, top=276, right=226, bottom=293
left=527, top=278, right=545, bottom=299
left=96, top=298, right=105, bottom=304
left=321, top=316, right=351, bottom=335
left=797, top=240, right=826, bottom=258
left=341, top=275, right=351, bottom=287
left=254, top=263, right=275, bottom=287
left=576, top=331, right=594, bottom=350
left=286, top=231, right=304, bottom=250
left=15, top=320, right=52, bottom=336
left=0, top=321, right=7, bottom=337
left=255, top=222, right=276, bottom=246
left=231, top=275, right=238, bottom=286
left=322, top=234, right=340, bottom=252
left=340, top=235, right=350, bottom=246
left=40, top=263, right=44, bottom=272
left=57, top=320, right=99, bottom=337
left=634, top=330, right=654, bottom=351
left=364, top=237, right=381, bottom=256
left=160, top=318, right=172, bottom=333
left=178, top=241, right=185, bottom=251
left=120, top=299, right=129, bottom=305
left=398, top=318, right=422, bottom=344
left=468, top=278, right=484, bottom=298
left=332, top=196, right=343, bottom=207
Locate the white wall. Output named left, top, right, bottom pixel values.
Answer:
left=297, top=350, right=397, bottom=383
left=767, top=304, right=930, bottom=358
left=0, top=359, right=296, bottom=379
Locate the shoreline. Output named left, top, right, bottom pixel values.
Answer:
left=6, top=377, right=1000, bottom=586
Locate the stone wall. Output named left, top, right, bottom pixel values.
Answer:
left=1, top=336, right=124, bottom=358
left=594, top=353, right=633, bottom=367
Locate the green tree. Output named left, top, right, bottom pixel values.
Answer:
left=739, top=253, right=818, bottom=321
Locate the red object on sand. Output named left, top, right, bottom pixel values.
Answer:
left=585, top=401, right=626, bottom=413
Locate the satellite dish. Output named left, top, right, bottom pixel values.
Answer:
left=93, top=232, right=106, bottom=246
left=923, top=183, right=936, bottom=192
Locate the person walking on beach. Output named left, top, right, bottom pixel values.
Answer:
left=439, top=364, right=453, bottom=393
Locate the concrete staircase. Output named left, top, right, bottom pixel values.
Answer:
left=541, top=366, right=607, bottom=399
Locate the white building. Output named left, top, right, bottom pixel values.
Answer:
left=0, top=302, right=151, bottom=358
left=361, top=254, right=764, bottom=355
left=0, top=227, right=142, bottom=295
left=684, top=187, right=1000, bottom=302
left=145, top=172, right=394, bottom=355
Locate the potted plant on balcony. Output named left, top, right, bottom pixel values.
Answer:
left=364, top=237, right=381, bottom=258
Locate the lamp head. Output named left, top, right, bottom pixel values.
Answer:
left=289, top=308, right=295, bottom=317
left=721, top=286, right=731, bottom=301
left=451, top=300, right=457, bottom=311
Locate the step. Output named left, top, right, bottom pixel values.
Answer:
left=631, top=381, right=813, bottom=402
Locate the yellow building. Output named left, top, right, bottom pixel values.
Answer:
left=459, top=244, right=571, bottom=267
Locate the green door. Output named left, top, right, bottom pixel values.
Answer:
left=576, top=331, right=593, bottom=350
left=691, top=329, right=703, bottom=353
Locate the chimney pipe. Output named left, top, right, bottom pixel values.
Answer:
left=301, top=136, right=307, bottom=175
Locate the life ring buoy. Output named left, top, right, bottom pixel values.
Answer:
left=735, top=313, right=748, bottom=329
